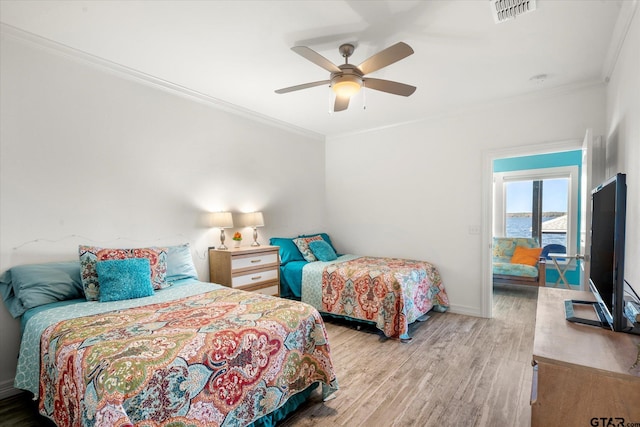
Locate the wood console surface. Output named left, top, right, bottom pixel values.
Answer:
left=532, top=288, right=640, bottom=426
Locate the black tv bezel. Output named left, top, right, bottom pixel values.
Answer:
left=588, top=173, right=626, bottom=332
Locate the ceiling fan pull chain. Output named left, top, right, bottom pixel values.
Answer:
left=363, top=80, right=367, bottom=110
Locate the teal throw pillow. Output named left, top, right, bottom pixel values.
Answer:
left=308, top=240, right=338, bottom=262
left=293, top=236, right=324, bottom=262
left=96, top=258, right=154, bottom=302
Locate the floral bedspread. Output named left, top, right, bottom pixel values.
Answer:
left=302, top=255, right=449, bottom=339
left=37, top=287, right=338, bottom=427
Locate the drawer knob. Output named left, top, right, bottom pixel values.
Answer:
left=251, top=259, right=262, bottom=263
left=251, top=276, right=262, bottom=280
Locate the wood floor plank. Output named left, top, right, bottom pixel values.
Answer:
left=0, top=284, right=537, bottom=427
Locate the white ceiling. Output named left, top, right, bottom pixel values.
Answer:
left=0, top=1, right=625, bottom=138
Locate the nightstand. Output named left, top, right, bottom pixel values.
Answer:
left=208, top=245, right=280, bottom=296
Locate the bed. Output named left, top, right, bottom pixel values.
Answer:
left=270, top=234, right=449, bottom=340
left=0, top=243, right=338, bottom=427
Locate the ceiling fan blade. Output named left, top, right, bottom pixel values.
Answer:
left=364, top=78, right=416, bottom=97
left=291, top=46, right=342, bottom=73
left=357, top=42, right=414, bottom=75
left=275, top=80, right=331, bottom=94
left=334, top=95, right=350, bottom=112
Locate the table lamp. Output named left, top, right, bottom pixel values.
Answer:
left=246, top=212, right=264, bottom=246
left=210, top=211, right=233, bottom=250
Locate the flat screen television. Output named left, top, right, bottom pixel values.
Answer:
left=588, top=173, right=627, bottom=331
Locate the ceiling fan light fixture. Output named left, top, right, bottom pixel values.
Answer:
left=276, top=42, right=415, bottom=112
left=332, top=75, right=362, bottom=97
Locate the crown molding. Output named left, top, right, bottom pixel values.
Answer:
left=602, top=0, right=638, bottom=83
left=0, top=23, right=325, bottom=142
left=328, top=79, right=605, bottom=141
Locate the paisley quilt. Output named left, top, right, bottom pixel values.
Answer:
left=302, top=255, right=449, bottom=339
left=36, top=286, right=338, bottom=427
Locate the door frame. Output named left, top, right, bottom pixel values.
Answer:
left=481, top=138, right=582, bottom=318
left=579, top=130, right=605, bottom=290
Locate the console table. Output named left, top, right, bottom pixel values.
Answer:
left=532, top=288, right=640, bottom=426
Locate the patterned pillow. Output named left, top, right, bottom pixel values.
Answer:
left=298, top=233, right=337, bottom=253
left=293, top=235, right=324, bottom=262
left=79, top=245, right=168, bottom=301
left=96, top=258, right=154, bottom=302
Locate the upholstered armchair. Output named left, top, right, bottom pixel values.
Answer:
left=492, top=237, right=546, bottom=286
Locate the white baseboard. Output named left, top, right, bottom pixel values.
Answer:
left=0, top=378, right=22, bottom=400
left=447, top=303, right=484, bottom=318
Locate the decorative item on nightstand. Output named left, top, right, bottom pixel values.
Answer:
left=210, top=211, right=233, bottom=250
left=232, top=232, right=242, bottom=248
left=246, top=211, right=265, bottom=246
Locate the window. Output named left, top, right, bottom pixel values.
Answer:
left=494, top=166, right=579, bottom=255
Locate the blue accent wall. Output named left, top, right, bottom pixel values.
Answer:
left=494, top=150, right=583, bottom=287
left=494, top=150, right=582, bottom=172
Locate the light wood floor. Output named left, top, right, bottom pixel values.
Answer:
left=0, top=284, right=537, bottom=427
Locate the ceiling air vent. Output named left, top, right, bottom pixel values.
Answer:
left=491, top=0, right=537, bottom=23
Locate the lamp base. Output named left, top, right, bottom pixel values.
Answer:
left=218, top=229, right=228, bottom=250
left=251, top=227, right=260, bottom=246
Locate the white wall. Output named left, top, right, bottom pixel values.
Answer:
left=0, top=33, right=326, bottom=397
left=326, top=85, right=607, bottom=316
left=606, top=6, right=640, bottom=294
left=2, top=9, right=635, bottom=401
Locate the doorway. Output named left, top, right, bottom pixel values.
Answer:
left=481, top=139, right=583, bottom=318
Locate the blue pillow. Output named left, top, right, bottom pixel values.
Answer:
left=308, top=240, right=338, bottom=262
left=0, top=261, right=84, bottom=318
left=166, top=243, right=199, bottom=282
left=269, top=237, right=305, bottom=265
left=298, top=233, right=337, bottom=253
left=96, top=258, right=154, bottom=302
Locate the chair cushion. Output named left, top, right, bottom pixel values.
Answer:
left=492, top=237, right=539, bottom=259
left=493, top=262, right=539, bottom=278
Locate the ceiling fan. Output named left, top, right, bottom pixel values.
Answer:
left=275, top=42, right=416, bottom=112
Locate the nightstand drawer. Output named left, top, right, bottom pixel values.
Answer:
left=252, top=284, right=279, bottom=296
left=231, top=268, right=278, bottom=288
left=209, top=246, right=280, bottom=296
left=231, top=252, right=278, bottom=271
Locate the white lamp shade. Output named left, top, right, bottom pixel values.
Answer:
left=246, top=211, right=264, bottom=227
left=210, top=211, right=233, bottom=228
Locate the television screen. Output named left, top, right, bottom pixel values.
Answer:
left=589, top=173, right=626, bottom=331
